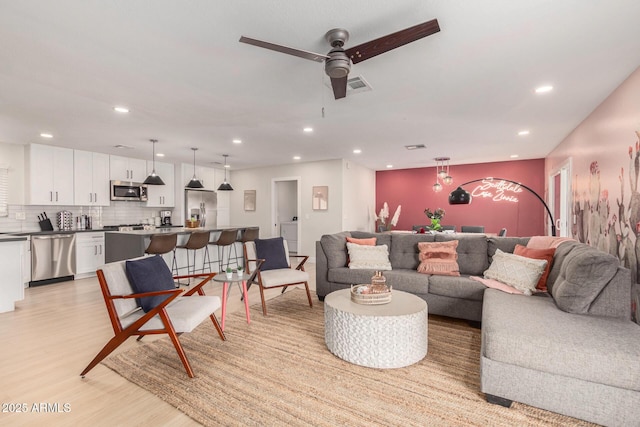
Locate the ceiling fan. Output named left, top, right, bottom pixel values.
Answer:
left=239, top=19, right=440, bottom=100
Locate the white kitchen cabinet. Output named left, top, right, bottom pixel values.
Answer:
left=75, top=232, right=105, bottom=278
left=74, top=150, right=110, bottom=206
left=109, top=155, right=147, bottom=182
left=280, top=222, right=298, bottom=253
left=146, top=160, right=175, bottom=207
left=25, top=144, right=74, bottom=205
left=0, top=238, right=25, bottom=313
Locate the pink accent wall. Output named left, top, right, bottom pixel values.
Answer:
left=376, top=159, right=546, bottom=236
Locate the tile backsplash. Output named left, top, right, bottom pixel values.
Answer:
left=0, top=203, right=170, bottom=232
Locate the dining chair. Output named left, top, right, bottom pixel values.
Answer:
left=498, top=228, right=507, bottom=237
left=461, top=225, right=485, bottom=233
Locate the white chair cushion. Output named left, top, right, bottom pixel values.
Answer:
left=99, top=259, right=138, bottom=316
left=260, top=268, right=309, bottom=288
left=120, top=295, right=221, bottom=333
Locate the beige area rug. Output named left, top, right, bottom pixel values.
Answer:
left=102, top=290, right=594, bottom=427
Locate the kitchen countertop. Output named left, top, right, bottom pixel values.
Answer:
left=0, top=234, right=29, bottom=242
left=0, top=225, right=184, bottom=237
left=107, top=226, right=252, bottom=236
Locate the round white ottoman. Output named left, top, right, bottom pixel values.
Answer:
left=324, top=289, right=428, bottom=369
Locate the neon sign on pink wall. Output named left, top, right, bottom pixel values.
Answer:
left=470, top=179, right=523, bottom=203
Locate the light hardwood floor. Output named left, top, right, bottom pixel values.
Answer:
left=0, top=263, right=316, bottom=426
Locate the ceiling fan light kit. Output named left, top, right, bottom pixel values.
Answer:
left=143, top=139, right=165, bottom=186
left=239, top=18, right=440, bottom=100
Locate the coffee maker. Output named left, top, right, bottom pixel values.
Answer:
left=159, top=210, right=172, bottom=226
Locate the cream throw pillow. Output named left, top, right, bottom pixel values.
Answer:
left=483, top=249, right=547, bottom=295
left=346, top=242, right=392, bottom=270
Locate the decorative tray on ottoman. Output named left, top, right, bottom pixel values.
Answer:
left=350, top=284, right=393, bottom=305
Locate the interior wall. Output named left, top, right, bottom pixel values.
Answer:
left=546, top=66, right=640, bottom=283
left=229, top=159, right=353, bottom=257
left=341, top=160, right=376, bottom=232
left=376, top=159, right=546, bottom=236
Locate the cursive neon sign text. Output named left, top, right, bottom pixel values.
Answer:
left=470, top=179, right=522, bottom=203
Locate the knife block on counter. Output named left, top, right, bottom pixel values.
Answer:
left=38, top=218, right=54, bottom=231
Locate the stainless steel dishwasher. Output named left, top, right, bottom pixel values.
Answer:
left=30, top=234, right=76, bottom=285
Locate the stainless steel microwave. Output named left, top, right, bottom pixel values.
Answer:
left=110, top=180, right=148, bottom=201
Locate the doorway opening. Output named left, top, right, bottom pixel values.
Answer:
left=548, top=158, right=572, bottom=237
left=272, top=177, right=301, bottom=254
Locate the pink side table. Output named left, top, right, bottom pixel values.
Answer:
left=212, top=272, right=251, bottom=331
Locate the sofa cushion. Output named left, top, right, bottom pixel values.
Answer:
left=487, top=236, right=530, bottom=262
left=482, top=289, right=640, bottom=392
left=428, top=275, right=486, bottom=301
left=389, top=233, right=436, bottom=269
left=435, top=234, right=488, bottom=275
left=545, top=240, right=580, bottom=293
left=346, top=242, right=392, bottom=270
left=417, top=240, right=460, bottom=276
left=550, top=244, right=619, bottom=314
left=320, top=231, right=351, bottom=269
left=514, top=244, right=555, bottom=292
left=483, top=249, right=547, bottom=295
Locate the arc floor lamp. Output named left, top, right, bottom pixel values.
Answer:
left=448, top=177, right=556, bottom=236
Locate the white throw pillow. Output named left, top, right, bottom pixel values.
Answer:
left=483, top=249, right=547, bottom=295
left=346, top=242, right=392, bottom=270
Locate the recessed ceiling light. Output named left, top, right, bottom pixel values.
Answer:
left=510, top=154, right=519, bottom=158
left=293, top=156, right=301, bottom=160
left=40, top=133, right=53, bottom=138
left=156, top=153, right=165, bottom=157
left=535, top=85, right=553, bottom=94
left=518, top=130, right=530, bottom=136
left=303, top=127, right=313, bottom=133
left=224, top=164, right=230, bottom=168
left=353, top=149, right=362, bottom=154
left=233, top=139, right=242, bottom=144
left=386, top=164, right=393, bottom=168
left=113, top=106, right=129, bottom=113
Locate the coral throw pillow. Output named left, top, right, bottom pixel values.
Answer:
left=514, top=244, right=555, bottom=292
left=417, top=240, right=460, bottom=276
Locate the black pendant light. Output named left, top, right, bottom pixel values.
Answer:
left=143, top=139, right=165, bottom=185
left=186, top=147, right=204, bottom=188
left=217, top=154, right=233, bottom=191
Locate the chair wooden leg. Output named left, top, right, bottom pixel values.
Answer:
left=304, top=282, right=313, bottom=308
left=80, top=332, right=131, bottom=377
left=210, top=313, right=226, bottom=341
left=259, top=285, right=268, bottom=316
left=160, top=311, right=195, bottom=378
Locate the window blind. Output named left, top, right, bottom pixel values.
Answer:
left=0, top=166, right=8, bottom=217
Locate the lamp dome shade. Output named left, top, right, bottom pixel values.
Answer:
left=449, top=187, right=471, bottom=204
left=217, top=182, right=233, bottom=191
left=143, top=172, right=165, bottom=186
left=186, top=178, right=204, bottom=189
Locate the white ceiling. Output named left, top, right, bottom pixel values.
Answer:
left=1, top=1, right=639, bottom=172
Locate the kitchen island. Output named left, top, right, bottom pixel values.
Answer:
left=104, top=226, right=258, bottom=271
left=0, top=234, right=29, bottom=312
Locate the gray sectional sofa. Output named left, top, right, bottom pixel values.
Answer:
left=316, top=231, right=640, bottom=426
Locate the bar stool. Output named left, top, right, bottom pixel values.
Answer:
left=144, top=233, right=178, bottom=277
left=175, top=230, right=212, bottom=276
left=209, top=228, right=239, bottom=272
left=235, top=227, right=259, bottom=268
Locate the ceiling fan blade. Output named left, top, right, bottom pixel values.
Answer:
left=330, top=76, right=347, bottom=99
left=345, top=19, right=440, bottom=64
left=239, top=36, right=329, bottom=63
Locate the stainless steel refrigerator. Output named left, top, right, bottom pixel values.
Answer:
left=184, top=189, right=217, bottom=228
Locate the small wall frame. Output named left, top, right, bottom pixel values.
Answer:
left=244, top=190, right=256, bottom=211
left=312, top=186, right=328, bottom=210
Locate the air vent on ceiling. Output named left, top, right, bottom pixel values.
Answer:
left=114, top=144, right=134, bottom=149
left=324, top=75, right=372, bottom=95
left=405, top=144, right=426, bottom=150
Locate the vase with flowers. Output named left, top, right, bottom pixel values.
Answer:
left=424, top=208, right=445, bottom=231
left=373, top=202, right=401, bottom=232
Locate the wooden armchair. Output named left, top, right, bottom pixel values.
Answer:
left=243, top=239, right=313, bottom=315
left=80, top=257, right=225, bottom=379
